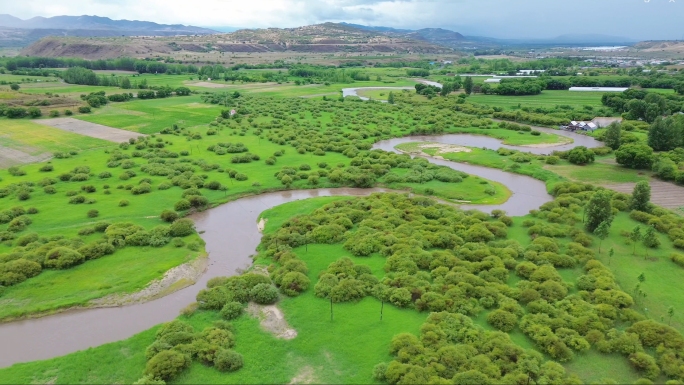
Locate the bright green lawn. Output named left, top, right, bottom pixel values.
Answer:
left=469, top=90, right=605, bottom=109
left=76, top=95, right=223, bottom=134
left=0, top=120, right=110, bottom=155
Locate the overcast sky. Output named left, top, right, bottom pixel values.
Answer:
left=1, top=0, right=682, bottom=40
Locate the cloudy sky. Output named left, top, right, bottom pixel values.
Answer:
left=1, top=0, right=682, bottom=40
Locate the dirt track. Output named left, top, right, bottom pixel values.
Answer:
left=0, top=146, right=52, bottom=168
left=32, top=118, right=141, bottom=143
left=605, top=180, right=684, bottom=210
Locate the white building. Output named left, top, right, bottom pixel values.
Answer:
left=569, top=87, right=629, bottom=92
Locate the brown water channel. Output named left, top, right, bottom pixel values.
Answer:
left=0, top=129, right=602, bottom=367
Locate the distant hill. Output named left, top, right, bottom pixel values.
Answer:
left=21, top=22, right=452, bottom=60
left=0, top=14, right=217, bottom=48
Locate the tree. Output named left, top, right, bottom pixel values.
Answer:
left=668, top=306, right=674, bottom=325
left=615, top=143, right=654, bottom=169
left=630, top=181, right=651, bottom=212
left=9, top=83, right=19, bottom=91
left=604, top=122, right=622, bottom=150
left=387, top=91, right=395, bottom=104
left=464, top=76, right=474, bottom=95
left=608, top=247, right=614, bottom=266
left=585, top=190, right=612, bottom=232
left=648, top=117, right=676, bottom=151
left=120, top=77, right=131, bottom=89
left=643, top=226, right=660, bottom=250
left=594, top=221, right=611, bottom=254
left=630, top=226, right=642, bottom=255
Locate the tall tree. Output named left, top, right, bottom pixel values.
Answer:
left=603, top=122, right=622, bottom=150
left=464, top=76, right=474, bottom=95
left=643, top=225, right=660, bottom=250
left=121, top=77, right=131, bottom=90
left=387, top=91, right=395, bottom=104
left=630, top=226, right=642, bottom=255
left=631, top=181, right=651, bottom=212
left=648, top=117, right=676, bottom=151
left=585, top=190, right=613, bottom=232
left=594, top=221, right=611, bottom=254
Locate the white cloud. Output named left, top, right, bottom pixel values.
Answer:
left=0, top=0, right=681, bottom=40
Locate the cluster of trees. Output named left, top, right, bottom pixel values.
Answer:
left=482, top=79, right=545, bottom=96
left=3, top=56, right=201, bottom=75
left=288, top=65, right=370, bottom=84
left=0, top=214, right=197, bottom=287
left=0, top=105, right=42, bottom=119
left=602, top=89, right=683, bottom=122
left=137, top=319, right=244, bottom=383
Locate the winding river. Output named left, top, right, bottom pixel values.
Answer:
left=0, top=86, right=603, bottom=368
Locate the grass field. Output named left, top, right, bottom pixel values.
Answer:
left=75, top=95, right=222, bottom=134
left=0, top=120, right=110, bottom=155
left=469, top=90, right=605, bottom=110
left=3, top=192, right=670, bottom=384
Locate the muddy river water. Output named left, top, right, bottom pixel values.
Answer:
left=0, top=90, right=603, bottom=368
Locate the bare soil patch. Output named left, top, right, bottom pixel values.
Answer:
left=604, top=180, right=684, bottom=210
left=192, top=82, right=230, bottom=89
left=290, top=366, right=318, bottom=384
left=0, top=145, right=51, bottom=168
left=33, top=118, right=141, bottom=142
left=418, top=143, right=472, bottom=154
left=247, top=303, right=297, bottom=340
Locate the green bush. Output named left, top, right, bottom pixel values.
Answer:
left=213, top=349, right=243, bottom=372
left=169, top=218, right=195, bottom=237
left=219, top=302, right=244, bottom=320
left=87, top=209, right=99, bottom=218
left=486, top=309, right=518, bottom=332
left=250, top=283, right=279, bottom=304
left=174, top=199, right=191, bottom=211
left=44, top=247, right=85, bottom=269
left=119, top=199, right=130, bottom=207
left=160, top=210, right=179, bottom=223
left=279, top=271, right=311, bottom=296
left=144, top=350, right=191, bottom=381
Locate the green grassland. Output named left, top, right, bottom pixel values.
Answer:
left=6, top=190, right=679, bottom=384
left=469, top=90, right=605, bottom=110
left=0, top=120, right=110, bottom=155
left=1, top=94, right=524, bottom=319
left=76, top=95, right=223, bottom=134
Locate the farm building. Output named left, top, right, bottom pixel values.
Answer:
left=569, top=87, right=629, bottom=92
left=563, top=121, right=598, bottom=132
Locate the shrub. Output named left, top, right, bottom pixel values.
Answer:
left=174, top=199, right=191, bottom=211
left=235, top=173, right=248, bottom=181
left=39, top=164, right=54, bottom=172
left=87, top=209, right=99, bottom=218
left=144, top=350, right=191, bottom=381
left=486, top=309, right=518, bottom=332
left=213, top=349, right=243, bottom=372
left=615, top=143, right=654, bottom=169
left=99, top=171, right=112, bottom=179
left=119, top=199, right=130, bottom=207
left=78, top=106, right=92, bottom=114
left=161, top=210, right=179, bottom=223
left=43, top=186, right=56, bottom=194
left=44, top=247, right=85, bottom=269
left=169, top=218, right=195, bottom=237
left=219, top=302, right=244, bottom=320
left=64, top=110, right=73, bottom=116
left=670, top=253, right=684, bottom=268
left=250, top=283, right=278, bottom=304
left=279, top=271, right=311, bottom=296
left=567, top=146, right=595, bottom=165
